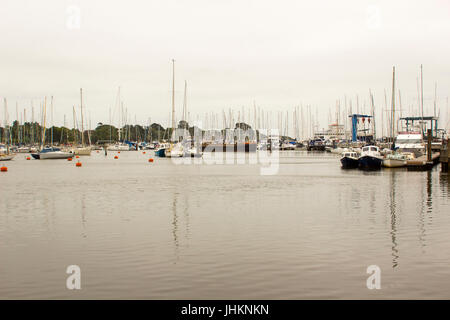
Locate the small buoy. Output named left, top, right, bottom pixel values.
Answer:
left=149, top=158, right=154, bottom=163
left=143, top=151, right=146, bottom=154
left=96, top=150, right=99, bottom=153
left=0, top=166, right=7, bottom=172
left=26, top=157, right=31, bottom=160
left=114, top=156, right=119, bottom=159
left=76, top=155, right=80, bottom=159
left=68, top=158, right=73, bottom=161
left=118, top=151, right=121, bottom=154
left=76, top=162, right=82, bottom=167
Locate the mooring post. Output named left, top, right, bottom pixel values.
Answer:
left=427, top=129, right=432, bottom=162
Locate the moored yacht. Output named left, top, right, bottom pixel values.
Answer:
left=394, top=132, right=425, bottom=157
left=0, top=154, right=15, bottom=161
left=165, top=142, right=184, bottom=158
left=358, top=145, right=383, bottom=170
left=31, top=147, right=73, bottom=160
left=340, top=151, right=359, bottom=169
left=107, top=143, right=131, bottom=151
left=383, top=153, right=407, bottom=168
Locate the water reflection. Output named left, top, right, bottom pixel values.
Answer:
left=172, top=192, right=179, bottom=261
left=388, top=170, right=399, bottom=268
left=426, top=171, right=433, bottom=214
left=439, top=173, right=450, bottom=198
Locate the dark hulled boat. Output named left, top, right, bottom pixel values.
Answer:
left=358, top=146, right=383, bottom=170
left=340, top=151, right=359, bottom=169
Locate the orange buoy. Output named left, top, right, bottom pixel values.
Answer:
left=118, top=151, right=121, bottom=154
left=114, top=156, right=119, bottom=159
left=68, top=158, right=73, bottom=161
left=149, top=158, right=154, bottom=163
left=0, top=166, right=7, bottom=172
left=143, top=151, right=146, bottom=154
left=96, top=150, right=99, bottom=153
left=76, top=155, right=80, bottom=159
left=76, top=162, right=82, bottom=167
left=26, top=157, right=31, bottom=160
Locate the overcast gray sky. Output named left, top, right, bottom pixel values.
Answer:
left=1, top=0, right=449, bottom=134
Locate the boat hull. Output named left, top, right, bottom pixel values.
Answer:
left=0, top=154, right=15, bottom=161
left=155, top=148, right=166, bottom=157
left=382, top=159, right=407, bottom=168
left=73, top=147, right=92, bottom=156
left=340, top=156, right=359, bottom=169
left=39, top=152, right=73, bottom=160
left=358, top=155, right=383, bottom=170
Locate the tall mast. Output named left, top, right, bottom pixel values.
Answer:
left=171, top=59, right=176, bottom=139
left=51, top=96, right=54, bottom=146
left=370, top=90, right=376, bottom=141
left=42, top=97, right=47, bottom=148
left=4, top=99, right=9, bottom=152
left=182, top=80, right=187, bottom=123
left=73, top=106, right=77, bottom=145
left=80, top=88, right=85, bottom=146
left=420, top=64, right=424, bottom=135
left=31, top=102, right=34, bottom=145
left=434, top=82, right=437, bottom=118
left=391, top=66, right=395, bottom=143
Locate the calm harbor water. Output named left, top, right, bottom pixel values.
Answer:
left=0, top=151, right=449, bottom=299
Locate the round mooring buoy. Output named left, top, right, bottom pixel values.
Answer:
left=76, top=162, right=82, bottom=167
left=148, top=158, right=154, bottom=163
left=114, top=156, right=119, bottom=159
left=1, top=166, right=8, bottom=172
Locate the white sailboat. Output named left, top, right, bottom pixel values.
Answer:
left=31, top=97, right=73, bottom=160
left=72, top=88, right=92, bottom=156
left=165, top=59, right=184, bottom=158
left=1, top=98, right=16, bottom=161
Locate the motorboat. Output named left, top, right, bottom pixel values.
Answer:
left=394, top=132, right=425, bottom=157
left=280, top=142, right=296, bottom=150
left=31, top=147, right=73, bottom=160
left=358, top=145, right=383, bottom=170
left=107, top=143, right=131, bottom=151
left=340, top=151, right=359, bottom=169
left=154, top=143, right=170, bottom=157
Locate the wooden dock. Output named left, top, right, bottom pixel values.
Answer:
left=407, top=152, right=440, bottom=171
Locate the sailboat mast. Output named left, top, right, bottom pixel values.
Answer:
left=51, top=96, right=54, bottom=146
left=183, top=80, right=187, bottom=123
left=171, top=59, right=176, bottom=139
left=80, top=88, right=85, bottom=146
left=420, top=64, right=424, bottom=135
left=391, top=66, right=395, bottom=144
left=42, top=97, right=47, bottom=148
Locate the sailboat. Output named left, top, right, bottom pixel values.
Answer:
left=382, top=66, right=407, bottom=168
left=164, top=59, right=184, bottom=158
left=31, top=97, right=73, bottom=160
left=1, top=99, right=16, bottom=161
left=72, top=89, right=92, bottom=156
